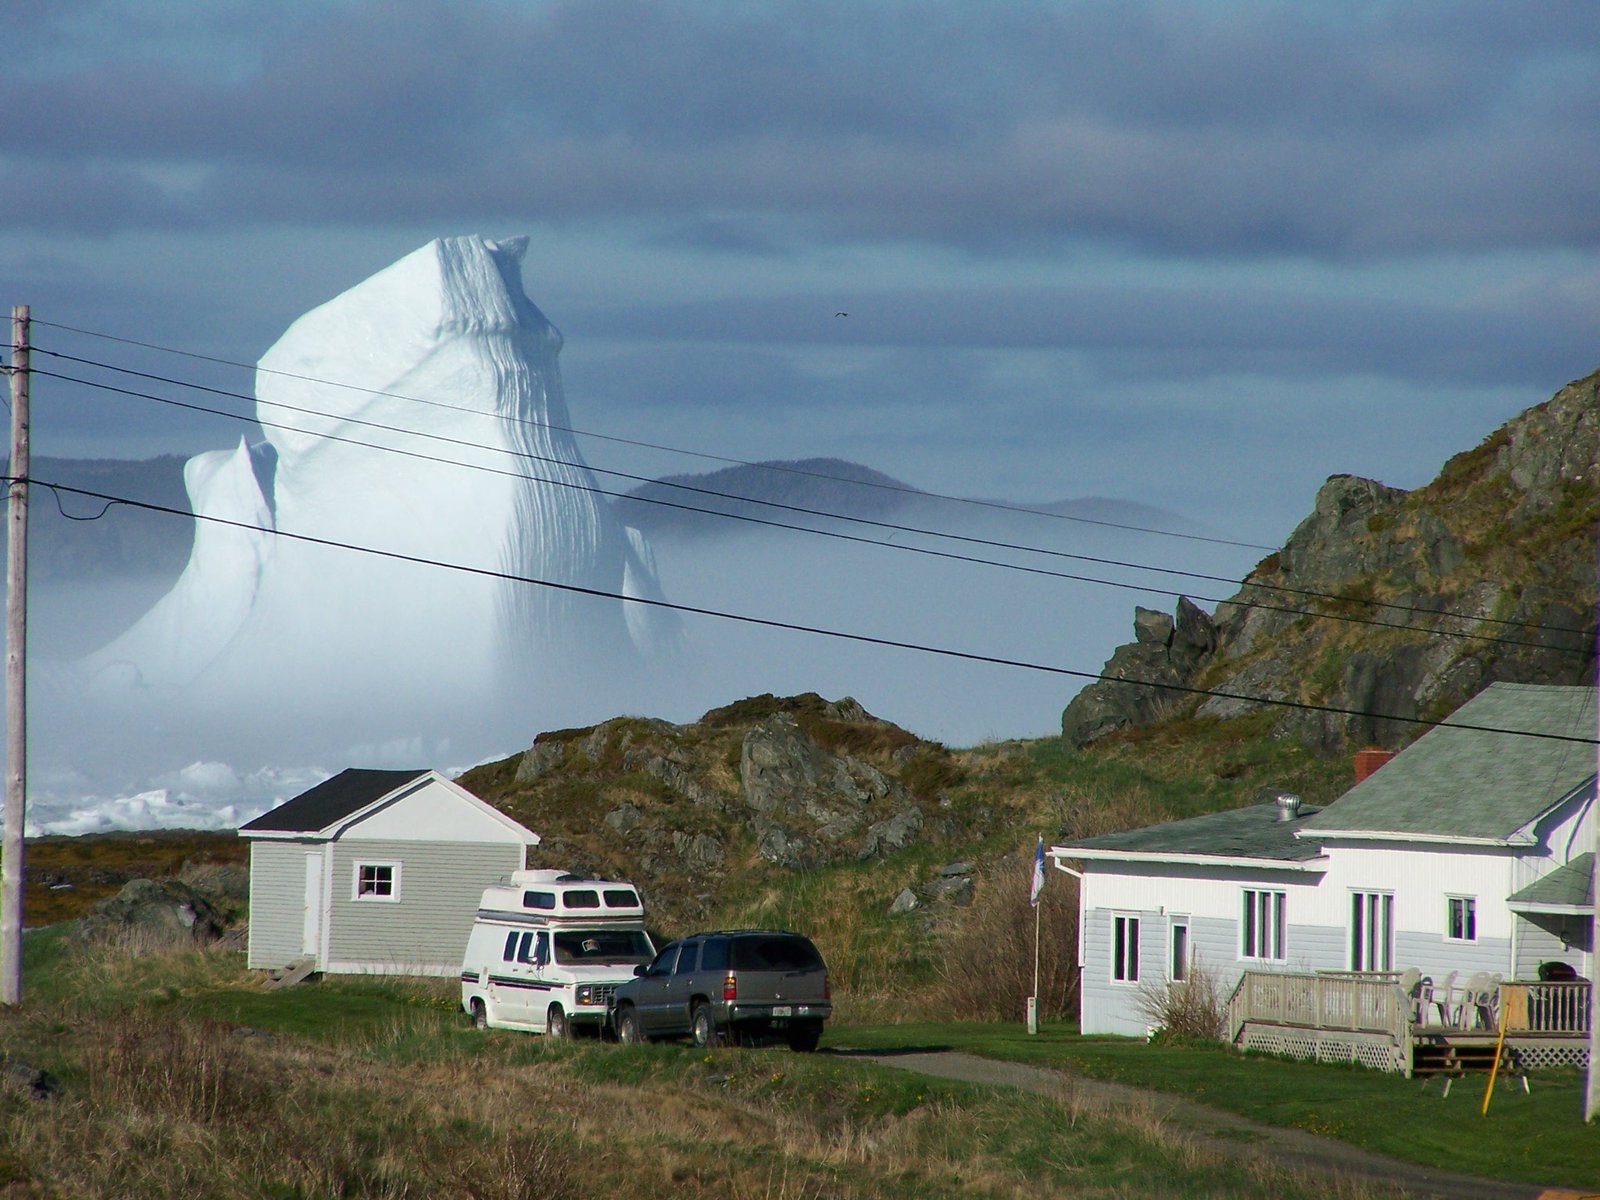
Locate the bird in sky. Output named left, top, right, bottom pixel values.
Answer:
left=834, top=311, right=848, bottom=317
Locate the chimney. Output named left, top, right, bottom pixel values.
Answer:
left=1354, top=747, right=1395, bottom=784
left=1274, top=792, right=1303, bottom=823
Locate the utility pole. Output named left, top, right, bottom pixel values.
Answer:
left=1, top=305, right=27, bottom=1006
left=1587, top=555, right=1599, bottom=1121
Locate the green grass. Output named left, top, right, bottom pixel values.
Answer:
left=834, top=1020, right=1600, bottom=1190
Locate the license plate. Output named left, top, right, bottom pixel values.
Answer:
left=771, top=1005, right=792, bottom=1017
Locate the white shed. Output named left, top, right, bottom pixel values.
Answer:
left=239, top=768, right=540, bottom=977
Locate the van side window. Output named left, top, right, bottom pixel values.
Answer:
left=522, top=891, right=555, bottom=910
left=502, top=931, right=519, bottom=961
left=516, top=932, right=538, bottom=964
left=700, top=937, right=729, bottom=971
left=603, top=889, right=639, bottom=908
left=563, top=890, right=600, bottom=909
left=674, top=943, right=701, bottom=974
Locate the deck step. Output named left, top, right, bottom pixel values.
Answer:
left=264, top=957, right=317, bottom=989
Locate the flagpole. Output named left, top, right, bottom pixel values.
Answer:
left=1028, top=833, right=1044, bottom=1035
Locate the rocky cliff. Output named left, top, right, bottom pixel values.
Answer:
left=1062, top=370, right=1599, bottom=751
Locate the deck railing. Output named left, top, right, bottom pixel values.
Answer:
left=1227, top=970, right=1407, bottom=1044
left=1499, top=980, right=1591, bottom=1037
left=1228, top=971, right=1594, bottom=1044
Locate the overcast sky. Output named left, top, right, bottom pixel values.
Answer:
left=5, top=0, right=1597, bottom=546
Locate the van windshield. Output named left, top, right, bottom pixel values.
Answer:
left=553, top=930, right=654, bottom=965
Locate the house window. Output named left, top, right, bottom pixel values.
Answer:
left=1447, top=896, right=1477, bottom=942
left=354, top=862, right=399, bottom=902
left=1170, top=918, right=1191, bottom=982
left=1350, top=891, right=1394, bottom=971
left=1112, top=915, right=1140, bottom=983
left=1241, top=889, right=1286, bottom=961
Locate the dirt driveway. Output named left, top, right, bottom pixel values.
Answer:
left=837, top=1049, right=1594, bottom=1200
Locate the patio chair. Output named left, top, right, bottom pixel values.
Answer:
left=1460, top=972, right=1499, bottom=1030
left=1426, top=971, right=1459, bottom=1026
left=1397, top=967, right=1423, bottom=1022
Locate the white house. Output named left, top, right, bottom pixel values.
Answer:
left=240, top=768, right=540, bottom=977
left=1053, top=683, right=1598, bottom=1038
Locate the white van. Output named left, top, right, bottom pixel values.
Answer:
left=460, top=869, right=655, bottom=1036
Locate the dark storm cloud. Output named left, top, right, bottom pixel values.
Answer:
left=6, top=1, right=1597, bottom=255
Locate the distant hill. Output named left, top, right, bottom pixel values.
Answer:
left=1061, top=369, right=1600, bottom=751
left=616, top=455, right=1197, bottom=541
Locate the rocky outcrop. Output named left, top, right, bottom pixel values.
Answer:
left=1060, top=598, right=1216, bottom=746
left=741, top=713, right=923, bottom=868
left=1062, top=371, right=1599, bottom=751
left=79, top=878, right=227, bottom=945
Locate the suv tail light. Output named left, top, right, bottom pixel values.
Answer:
left=823, top=973, right=831, bottom=1000
left=723, top=972, right=737, bottom=1001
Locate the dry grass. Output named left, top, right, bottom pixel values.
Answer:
left=1136, top=957, right=1229, bottom=1043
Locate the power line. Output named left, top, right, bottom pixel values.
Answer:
left=38, top=342, right=1596, bottom=640
left=30, top=317, right=1276, bottom=550
left=30, top=363, right=1593, bottom=658
left=20, top=475, right=1599, bottom=748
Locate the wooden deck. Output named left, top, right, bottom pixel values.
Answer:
left=1226, top=971, right=1590, bottom=1076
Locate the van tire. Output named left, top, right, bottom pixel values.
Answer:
left=691, top=1003, right=721, bottom=1049
left=547, top=1005, right=570, bottom=1039
left=470, top=999, right=488, bottom=1031
left=616, top=1005, right=643, bottom=1045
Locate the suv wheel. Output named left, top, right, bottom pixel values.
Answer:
left=787, top=1021, right=822, bottom=1053
left=616, top=1006, right=644, bottom=1045
left=691, top=1003, right=721, bottom=1049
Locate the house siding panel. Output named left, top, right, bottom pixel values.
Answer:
left=326, top=839, right=519, bottom=974
left=1080, top=907, right=1158, bottom=1036
left=247, top=840, right=311, bottom=970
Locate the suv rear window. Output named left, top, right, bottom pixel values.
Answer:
left=730, top=935, right=822, bottom=971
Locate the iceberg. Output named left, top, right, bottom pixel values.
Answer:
left=86, top=235, right=677, bottom=712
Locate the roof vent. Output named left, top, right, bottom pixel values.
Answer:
left=1275, top=792, right=1303, bottom=823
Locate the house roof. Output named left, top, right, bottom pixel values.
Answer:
left=1054, top=801, right=1327, bottom=867
left=1508, top=853, right=1595, bottom=913
left=1298, top=684, right=1598, bottom=844
left=239, top=768, right=431, bottom=834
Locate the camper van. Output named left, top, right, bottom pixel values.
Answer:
left=460, top=869, right=655, bottom=1036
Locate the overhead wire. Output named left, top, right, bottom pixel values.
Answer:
left=28, top=361, right=1594, bottom=658
left=34, top=338, right=1593, bottom=639
left=15, top=474, right=1599, bottom=749
left=31, top=317, right=1276, bottom=550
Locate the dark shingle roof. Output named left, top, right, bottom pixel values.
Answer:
left=1057, top=802, right=1326, bottom=863
left=1300, top=684, right=1598, bottom=842
left=239, top=768, right=430, bottom=835
left=1508, top=854, right=1595, bottom=911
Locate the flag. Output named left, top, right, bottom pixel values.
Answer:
left=1030, top=835, right=1046, bottom=907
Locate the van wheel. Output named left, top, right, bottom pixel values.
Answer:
left=691, top=1003, right=721, bottom=1049
left=470, top=999, right=488, bottom=1031
left=787, top=1021, right=822, bottom=1053
left=547, top=1005, right=570, bottom=1039
left=616, top=1006, right=644, bottom=1045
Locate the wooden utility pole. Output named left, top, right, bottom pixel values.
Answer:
left=1587, top=559, right=1599, bottom=1121
left=1, top=305, right=27, bottom=1006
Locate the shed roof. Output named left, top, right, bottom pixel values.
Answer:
left=1056, top=801, right=1326, bottom=865
left=239, top=768, right=430, bottom=835
left=1508, top=853, right=1595, bottom=912
left=1299, top=684, right=1598, bottom=844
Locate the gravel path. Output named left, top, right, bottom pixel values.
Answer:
left=836, top=1049, right=1592, bottom=1200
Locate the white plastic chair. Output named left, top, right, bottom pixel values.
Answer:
left=1428, top=970, right=1459, bottom=1027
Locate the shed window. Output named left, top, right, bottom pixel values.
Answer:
left=354, top=862, right=399, bottom=902
left=1241, top=889, right=1285, bottom=961
left=1112, top=915, right=1140, bottom=983
left=1447, top=896, right=1477, bottom=942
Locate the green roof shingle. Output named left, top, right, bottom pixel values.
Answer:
left=1300, top=684, right=1598, bottom=843
left=1059, top=801, right=1326, bottom=862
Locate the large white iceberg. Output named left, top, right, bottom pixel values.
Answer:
left=86, top=235, right=677, bottom=710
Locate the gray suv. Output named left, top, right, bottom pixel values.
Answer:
left=608, top=930, right=830, bottom=1051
